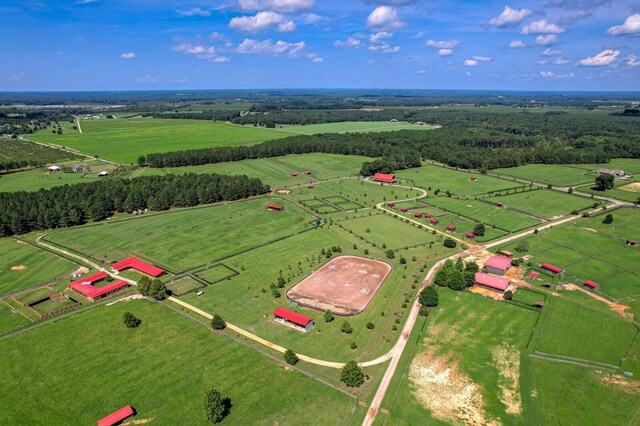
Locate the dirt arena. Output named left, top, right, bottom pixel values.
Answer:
left=286, top=255, right=392, bottom=315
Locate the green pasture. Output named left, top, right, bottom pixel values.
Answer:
left=44, top=198, right=315, bottom=272
left=426, top=196, right=540, bottom=232
left=278, top=121, right=437, bottom=135
left=0, top=301, right=31, bottom=333
left=396, top=165, right=520, bottom=195
left=493, top=164, right=596, bottom=186
left=0, top=137, right=78, bottom=164
left=30, top=117, right=287, bottom=163
left=535, top=292, right=638, bottom=366
left=338, top=213, right=440, bottom=250
left=487, top=189, right=595, bottom=218
left=0, top=238, right=77, bottom=296
left=580, top=207, right=639, bottom=242
left=195, top=264, right=237, bottom=284
left=0, top=299, right=355, bottom=425
left=166, top=276, right=204, bottom=296
left=137, top=153, right=369, bottom=189
left=579, top=177, right=640, bottom=203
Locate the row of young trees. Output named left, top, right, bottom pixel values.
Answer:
left=0, top=173, right=269, bottom=236
left=433, top=258, right=479, bottom=291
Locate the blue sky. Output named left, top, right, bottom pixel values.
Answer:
left=1, top=0, right=639, bottom=91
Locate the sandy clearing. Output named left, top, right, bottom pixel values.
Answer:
left=596, top=372, right=640, bottom=394
left=558, top=284, right=632, bottom=320
left=619, top=182, right=640, bottom=193
left=492, top=343, right=522, bottom=415
left=11, top=265, right=26, bottom=271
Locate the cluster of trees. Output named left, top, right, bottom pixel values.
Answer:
left=0, top=110, right=77, bottom=135
left=123, top=312, right=141, bottom=328
left=138, top=276, right=168, bottom=300
left=419, top=286, right=439, bottom=307
left=0, top=173, right=269, bottom=237
left=340, top=360, right=365, bottom=387
left=211, top=314, right=226, bottom=330
left=595, top=174, right=615, bottom=191
left=433, top=258, right=479, bottom=291
left=204, top=388, right=230, bottom=424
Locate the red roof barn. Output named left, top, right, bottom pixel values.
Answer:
left=446, top=225, right=456, bottom=231
left=414, top=213, right=423, bottom=218
left=97, top=406, right=135, bottom=426
left=430, top=218, right=439, bottom=224
left=304, top=171, right=312, bottom=175
left=465, top=232, right=475, bottom=239
left=274, top=307, right=313, bottom=332
left=386, top=202, right=395, bottom=207
left=583, top=280, right=600, bottom=290
left=475, top=272, right=510, bottom=292
left=112, top=257, right=165, bottom=277
left=373, top=173, right=397, bottom=184
left=67, top=272, right=129, bottom=302
left=291, top=172, right=299, bottom=177
left=267, top=204, right=284, bottom=211
left=307, top=184, right=315, bottom=189
left=541, top=263, right=563, bottom=274
left=400, top=207, right=409, bottom=212
left=484, top=256, right=512, bottom=275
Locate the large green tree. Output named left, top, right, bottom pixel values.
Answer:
left=595, top=174, right=615, bottom=191
left=204, top=388, right=228, bottom=424
left=340, top=360, right=365, bottom=387
left=419, top=286, right=439, bottom=307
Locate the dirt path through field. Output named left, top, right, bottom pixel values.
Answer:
left=558, top=284, right=632, bottom=319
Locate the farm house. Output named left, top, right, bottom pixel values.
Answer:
left=446, top=225, right=456, bottom=231
left=414, top=213, right=423, bottom=218
left=48, top=165, right=61, bottom=172
left=474, top=272, right=510, bottom=293
left=583, top=280, right=600, bottom=290
left=484, top=256, right=512, bottom=275
left=112, top=256, right=165, bottom=277
left=273, top=307, right=314, bottom=332
left=373, top=173, right=397, bottom=184
left=597, top=168, right=624, bottom=176
left=97, top=406, right=135, bottom=426
left=541, top=263, right=563, bottom=274
left=68, top=272, right=129, bottom=302
left=267, top=204, right=284, bottom=211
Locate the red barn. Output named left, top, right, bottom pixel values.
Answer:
left=304, top=171, right=312, bottom=175
left=273, top=307, right=314, bottom=332
left=386, top=202, right=395, bottom=207
left=541, top=263, right=563, bottom=274
left=484, top=256, right=512, bottom=275
left=465, top=232, right=475, bottom=239
left=291, top=172, right=299, bottom=177
left=112, top=256, right=165, bottom=277
left=400, top=207, right=409, bottom=212
left=307, top=184, right=315, bottom=189
left=430, top=218, right=439, bottom=224
left=425, top=214, right=433, bottom=218
left=583, top=280, right=600, bottom=290
left=68, top=272, right=129, bottom=302
left=373, top=173, right=397, bottom=184
left=414, top=213, right=423, bottom=218
left=475, top=272, right=510, bottom=293
left=97, top=406, right=135, bottom=426
left=267, top=204, right=284, bottom=211
left=446, top=225, right=456, bottom=231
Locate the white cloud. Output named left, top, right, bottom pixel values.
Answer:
left=120, top=52, right=136, bottom=59
left=509, top=40, right=526, bottom=48
left=209, top=32, right=226, bottom=41
left=367, top=59, right=376, bottom=64
left=367, top=6, right=405, bottom=31
left=438, top=48, right=453, bottom=56
left=425, top=39, right=460, bottom=49
left=238, top=0, right=314, bottom=13
left=542, top=48, right=562, bottom=55
left=299, top=13, right=328, bottom=25
left=464, top=59, right=478, bottom=66
left=540, top=70, right=575, bottom=78
left=137, top=74, right=160, bottom=83
left=489, top=6, right=533, bottom=28
left=472, top=55, right=492, bottom=61
left=536, top=60, right=548, bottom=64
left=417, top=69, right=426, bottom=74
left=307, top=53, right=324, bottom=63
left=237, top=38, right=305, bottom=56
left=173, top=43, right=230, bottom=63
left=535, top=34, right=557, bottom=45
left=522, top=20, right=565, bottom=34
left=365, top=0, right=417, bottom=5
left=368, top=42, right=400, bottom=53
left=545, top=0, right=611, bottom=9
left=606, top=14, right=640, bottom=36
left=578, top=49, right=620, bottom=66
left=411, top=31, right=425, bottom=38
left=554, top=57, right=570, bottom=64
left=8, top=71, right=24, bottom=81
left=628, top=54, right=640, bottom=67
left=229, top=11, right=295, bottom=33
left=370, top=31, right=393, bottom=43
left=558, top=10, right=592, bottom=25
left=334, top=36, right=363, bottom=48
left=176, top=7, right=211, bottom=17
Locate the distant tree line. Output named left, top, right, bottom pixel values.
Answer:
left=0, top=173, right=269, bottom=237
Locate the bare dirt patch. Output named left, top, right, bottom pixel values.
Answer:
left=276, top=189, right=291, bottom=194
left=596, top=372, right=640, bottom=394
left=409, top=349, right=496, bottom=426
left=620, top=182, right=640, bottom=193
left=558, top=284, right=632, bottom=320
left=106, top=293, right=145, bottom=306
left=580, top=227, right=598, bottom=233
left=11, top=265, right=26, bottom=271
left=286, top=255, right=391, bottom=315
left=491, top=343, right=522, bottom=415
left=72, top=266, right=90, bottom=275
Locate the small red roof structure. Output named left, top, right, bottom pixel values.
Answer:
left=430, top=218, right=439, bottom=224
left=465, top=232, right=475, bottom=238
left=470, top=176, right=478, bottom=181
left=273, top=307, right=313, bottom=328
left=495, top=202, right=504, bottom=207
left=414, top=213, right=423, bottom=218
left=307, top=184, right=315, bottom=189
left=304, top=171, right=312, bottom=175
left=583, top=280, right=600, bottom=290
left=475, top=272, right=510, bottom=292
left=267, top=203, right=284, bottom=211
left=499, top=250, right=514, bottom=258
left=485, top=256, right=512, bottom=271
left=528, top=271, right=540, bottom=279
left=542, top=281, right=552, bottom=287
left=386, top=202, right=395, bottom=207
left=68, top=272, right=128, bottom=301
left=425, top=213, right=432, bottom=218
left=400, top=207, right=409, bottom=212
left=627, top=240, right=637, bottom=246
left=534, top=301, right=545, bottom=308
left=446, top=225, right=456, bottom=231
left=97, top=406, right=135, bottom=426
left=373, top=173, right=397, bottom=184
left=541, top=263, right=563, bottom=274
left=291, top=172, right=299, bottom=177
left=112, top=256, right=164, bottom=277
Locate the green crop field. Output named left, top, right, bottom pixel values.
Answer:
left=30, top=117, right=287, bottom=163
left=493, top=164, right=596, bottom=186
left=487, top=190, right=595, bottom=218
left=0, top=137, right=79, bottom=165
left=44, top=198, right=315, bottom=273
left=396, top=165, right=522, bottom=195
left=0, top=299, right=356, bottom=425
left=278, top=121, right=437, bottom=134
left=0, top=238, right=77, bottom=296
left=0, top=302, right=31, bottom=333
left=578, top=177, right=640, bottom=203
left=426, top=196, right=541, bottom=232
left=338, top=213, right=440, bottom=250
left=137, top=153, right=369, bottom=189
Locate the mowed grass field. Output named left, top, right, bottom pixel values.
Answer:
left=0, top=300, right=356, bottom=425
left=487, top=189, right=595, bottom=218
left=278, top=121, right=437, bottom=134
left=0, top=302, right=31, bottom=333
left=426, top=196, right=541, bottom=232
left=0, top=238, right=77, bottom=295
left=137, top=153, right=369, bottom=189
left=396, top=165, right=522, bottom=195
left=44, top=198, right=315, bottom=272
left=338, top=213, right=440, bottom=250
left=30, top=117, right=287, bottom=163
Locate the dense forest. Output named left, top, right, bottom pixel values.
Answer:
left=0, top=173, right=269, bottom=237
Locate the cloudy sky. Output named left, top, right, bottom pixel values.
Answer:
left=1, top=0, right=639, bottom=91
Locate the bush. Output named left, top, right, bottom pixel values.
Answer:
left=443, top=238, right=457, bottom=248
left=123, top=312, right=141, bottom=328
left=341, top=321, right=353, bottom=334
left=504, top=290, right=514, bottom=300
left=204, top=388, right=229, bottom=424
left=324, top=309, right=334, bottom=322
left=284, top=349, right=299, bottom=365
left=419, top=306, right=430, bottom=317
left=385, top=250, right=395, bottom=259
left=516, top=240, right=529, bottom=253
left=602, top=213, right=613, bottom=224
left=419, top=286, right=439, bottom=307
left=211, top=314, right=226, bottom=330
left=340, top=360, right=365, bottom=387
left=350, top=341, right=357, bottom=350
left=366, top=322, right=375, bottom=330
left=473, top=223, right=485, bottom=236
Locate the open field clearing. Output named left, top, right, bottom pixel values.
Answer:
left=0, top=159, right=118, bottom=192
left=338, top=213, right=440, bottom=250
left=137, top=153, right=369, bottom=189
left=278, top=121, right=437, bottom=134
left=0, top=301, right=31, bottom=333
left=426, top=196, right=541, bottom=232
left=579, top=176, right=640, bottom=203
left=0, top=238, right=77, bottom=295
left=0, top=299, right=356, bottom=425
left=487, top=189, right=595, bottom=218
left=44, top=198, right=314, bottom=272
left=0, top=137, right=78, bottom=166
left=30, top=117, right=287, bottom=163
left=396, top=165, right=521, bottom=195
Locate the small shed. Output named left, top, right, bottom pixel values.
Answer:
left=627, top=240, right=637, bottom=246
left=494, top=202, right=504, bottom=207
left=425, top=213, right=433, bottom=218
left=304, top=171, right=312, bottom=175
left=541, top=263, right=563, bottom=274
left=400, top=207, right=409, bottom=212
left=528, top=271, right=540, bottom=279
left=98, top=171, right=109, bottom=177
left=48, top=165, right=61, bottom=172
left=470, top=176, right=478, bottom=181
left=430, top=218, right=439, bottom=224
left=386, top=202, right=395, bottom=207
left=465, top=232, right=475, bottom=239
left=307, top=184, right=315, bottom=189
left=414, top=213, right=423, bottom=218
left=373, top=173, right=397, bottom=184
left=97, top=406, right=135, bottom=426
left=267, top=204, right=284, bottom=211
left=533, top=301, right=545, bottom=308
left=446, top=225, right=456, bottom=231
left=291, top=172, right=299, bottom=177
left=499, top=250, right=514, bottom=258
left=542, top=281, right=552, bottom=288
left=273, top=307, right=313, bottom=332
left=583, top=280, right=600, bottom=290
